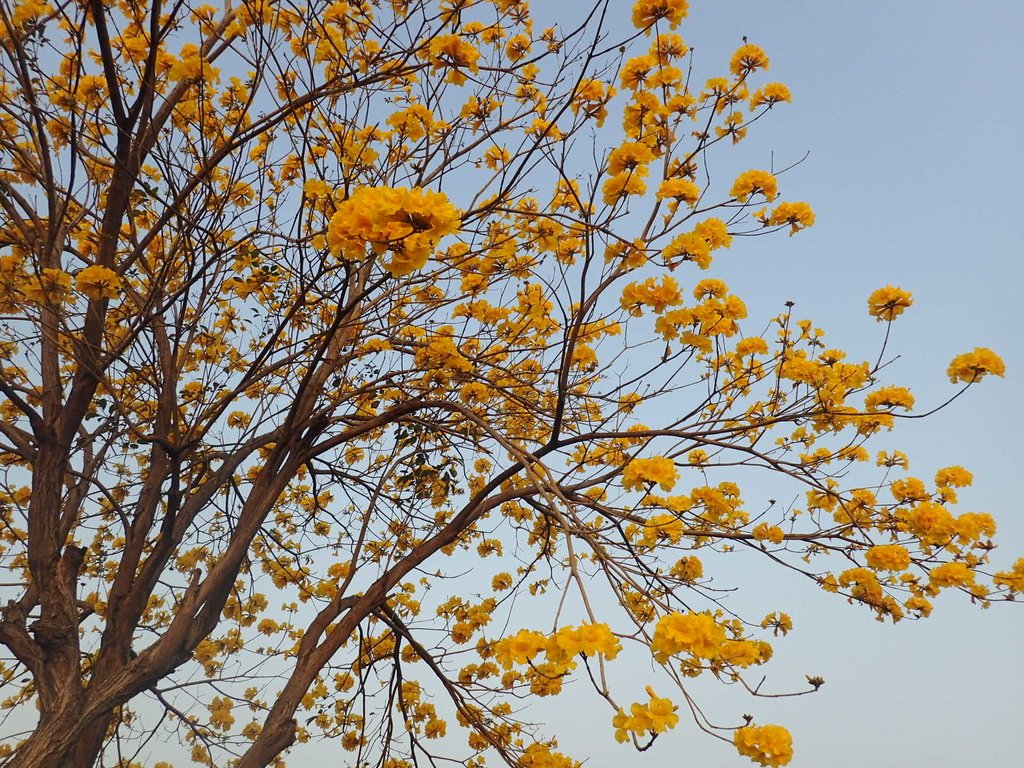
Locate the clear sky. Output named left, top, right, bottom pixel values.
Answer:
left=537, top=1, right=1024, bottom=766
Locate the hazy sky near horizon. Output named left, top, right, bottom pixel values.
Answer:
left=538, top=1, right=1024, bottom=767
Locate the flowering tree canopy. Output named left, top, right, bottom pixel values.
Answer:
left=0, top=1, right=1017, bottom=767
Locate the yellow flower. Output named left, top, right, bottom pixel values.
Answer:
left=889, top=477, right=928, bottom=503
left=730, top=170, right=778, bottom=202
left=631, top=0, right=689, bottom=31
left=719, top=639, right=771, bottom=668
left=22, top=268, right=71, bottom=303
left=169, top=43, right=220, bottom=83
left=651, top=611, right=725, bottom=662
left=928, top=561, right=974, bottom=588
left=736, top=337, right=768, bottom=356
left=662, top=231, right=712, bottom=270
left=208, top=696, right=235, bottom=731
left=994, top=558, right=1024, bottom=593
left=612, top=688, right=679, bottom=742
left=483, top=145, right=511, bottom=170
left=900, top=501, right=956, bottom=546
left=620, top=276, right=682, bottom=315
left=734, top=724, right=793, bottom=767
left=505, top=34, right=531, bottom=61
left=693, top=278, right=728, bottom=299
left=946, top=347, right=1005, bottom=384
left=876, top=450, right=909, bottom=469
left=622, top=456, right=678, bottom=492
left=953, top=511, right=995, bottom=543
left=866, top=285, right=913, bottom=321
left=716, top=111, right=748, bottom=144
left=11, top=0, right=50, bottom=27
left=386, top=103, right=434, bottom=141
left=865, top=544, right=911, bottom=572
left=602, top=170, right=647, bottom=206
left=607, top=142, right=655, bottom=174
left=670, top=555, right=703, bottom=581
left=303, top=178, right=332, bottom=199
left=644, top=687, right=679, bottom=732
left=752, top=523, right=784, bottom=545
left=492, top=572, right=513, bottom=591
left=426, top=35, right=480, bottom=85
left=750, top=82, right=792, bottom=109
left=620, top=54, right=658, bottom=90
left=932, top=466, right=971, bottom=488
left=571, top=79, right=615, bottom=127
left=76, top=265, right=122, bottom=300
left=760, top=612, right=793, bottom=636
left=694, top=217, right=733, bottom=249
left=493, top=629, right=548, bottom=669
left=730, top=43, right=771, bottom=77
left=864, top=385, right=915, bottom=412
left=656, top=178, right=701, bottom=206
left=548, top=623, right=621, bottom=661
left=326, top=186, right=460, bottom=276
left=768, top=201, right=815, bottom=235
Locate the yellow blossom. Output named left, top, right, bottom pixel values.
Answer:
left=651, top=611, right=725, bottom=662
left=76, top=265, right=122, bottom=300
left=768, top=201, right=815, bottom=235
left=994, top=558, right=1024, bottom=593
left=865, top=544, right=911, bottom=572
left=864, top=386, right=915, bottom=412
left=935, top=466, right=973, bottom=488
left=750, top=82, right=792, bottom=109
left=730, top=170, right=778, bottom=202
left=622, top=456, right=679, bottom=492
left=208, top=696, right=235, bottom=731
left=929, top=561, right=974, bottom=589
left=656, top=178, right=701, bottom=207
left=730, top=43, right=770, bottom=77
left=946, top=348, right=1005, bottom=384
left=631, top=0, right=689, bottom=31
left=734, top=724, right=793, bottom=767
left=866, top=285, right=913, bottom=321
left=752, top=523, right=784, bottom=544
left=326, top=186, right=460, bottom=276
left=602, top=171, right=647, bottom=205
left=608, top=142, right=655, bottom=174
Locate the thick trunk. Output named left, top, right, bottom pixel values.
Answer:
left=65, top=711, right=114, bottom=768
left=10, top=716, right=86, bottom=768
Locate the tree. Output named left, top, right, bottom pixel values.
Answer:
left=0, top=0, right=1018, bottom=766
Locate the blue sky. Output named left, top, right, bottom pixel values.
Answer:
left=538, top=2, right=1023, bottom=766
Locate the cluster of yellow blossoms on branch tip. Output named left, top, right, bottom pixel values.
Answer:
left=734, top=724, right=795, bottom=767
left=326, top=186, right=461, bottom=276
left=612, top=687, right=679, bottom=743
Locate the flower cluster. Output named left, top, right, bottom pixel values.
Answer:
left=946, top=347, right=1006, bottom=384
left=734, top=724, right=794, bottom=767
left=730, top=169, right=778, bottom=201
left=867, top=285, right=913, bottom=321
left=612, top=687, right=679, bottom=743
left=622, top=457, right=679, bottom=492
left=327, top=186, right=461, bottom=276
left=631, top=0, right=689, bottom=31
left=651, top=611, right=725, bottom=662
left=768, top=201, right=815, bottom=235
left=865, top=544, right=911, bottom=572
left=492, top=623, right=621, bottom=671
left=76, top=265, right=122, bottom=300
